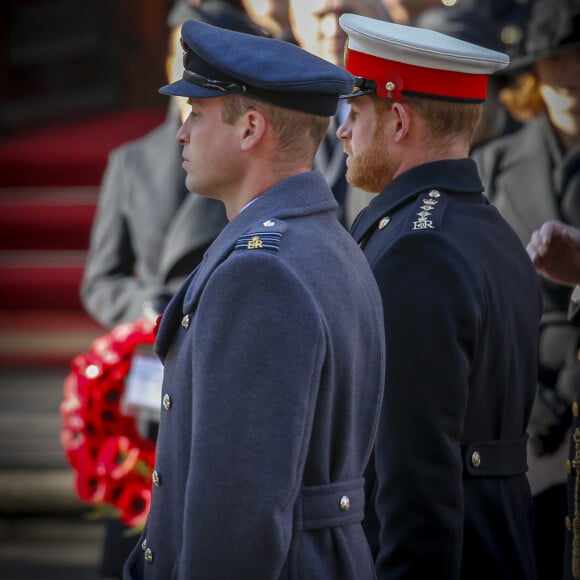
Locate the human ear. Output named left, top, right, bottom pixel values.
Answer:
left=391, top=102, right=410, bottom=143
left=240, top=110, right=266, bottom=151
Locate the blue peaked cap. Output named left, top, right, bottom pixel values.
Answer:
left=159, top=19, right=356, bottom=117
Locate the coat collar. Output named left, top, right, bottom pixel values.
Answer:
left=154, top=171, right=337, bottom=359
left=351, top=158, right=483, bottom=243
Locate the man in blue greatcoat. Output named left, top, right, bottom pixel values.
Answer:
left=122, top=18, right=385, bottom=580
left=337, top=14, right=543, bottom=580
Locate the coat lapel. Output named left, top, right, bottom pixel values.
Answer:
left=155, top=171, right=337, bottom=359
left=158, top=193, right=227, bottom=281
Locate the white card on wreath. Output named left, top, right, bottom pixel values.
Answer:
left=123, top=350, right=164, bottom=412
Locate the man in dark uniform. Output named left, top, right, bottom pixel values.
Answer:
left=337, top=14, right=542, bottom=579
left=122, top=18, right=385, bottom=580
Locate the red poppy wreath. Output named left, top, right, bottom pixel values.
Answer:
left=60, top=317, right=158, bottom=530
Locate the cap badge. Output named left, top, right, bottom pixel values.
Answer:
left=412, top=194, right=439, bottom=231
left=235, top=230, right=283, bottom=252
left=377, top=73, right=403, bottom=100
left=247, top=236, right=263, bottom=249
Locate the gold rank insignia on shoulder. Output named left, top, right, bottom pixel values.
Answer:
left=247, top=236, right=263, bottom=249
left=408, top=189, right=447, bottom=232
left=235, top=230, right=283, bottom=252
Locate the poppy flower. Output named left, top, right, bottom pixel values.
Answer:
left=60, top=318, right=157, bottom=529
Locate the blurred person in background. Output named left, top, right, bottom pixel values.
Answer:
left=81, top=1, right=267, bottom=577
left=473, top=1, right=580, bottom=577
left=288, top=0, right=385, bottom=225
left=527, top=220, right=580, bottom=580
left=382, top=0, right=531, bottom=54
left=241, top=0, right=294, bottom=40
left=414, top=5, right=522, bottom=149
left=380, top=0, right=443, bottom=24
left=81, top=0, right=266, bottom=330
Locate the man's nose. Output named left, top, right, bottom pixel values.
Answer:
left=336, top=119, right=349, bottom=140
left=176, top=117, right=189, bottom=144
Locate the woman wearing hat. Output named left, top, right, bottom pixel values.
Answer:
left=473, top=1, right=580, bottom=578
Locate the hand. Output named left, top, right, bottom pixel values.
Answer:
left=526, top=220, right=580, bottom=286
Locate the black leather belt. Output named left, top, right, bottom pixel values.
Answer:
left=461, top=436, right=528, bottom=477
left=300, top=477, right=365, bottom=530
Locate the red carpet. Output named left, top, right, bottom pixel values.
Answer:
left=0, top=108, right=166, bottom=188
left=0, top=188, right=98, bottom=251
left=0, top=107, right=165, bottom=366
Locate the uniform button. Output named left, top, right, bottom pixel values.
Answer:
left=471, top=451, right=481, bottom=468
left=378, top=216, right=390, bottom=230
left=141, top=538, right=147, bottom=551
left=152, top=470, right=161, bottom=486
left=162, top=394, right=172, bottom=411
left=573, top=401, right=579, bottom=417
left=181, top=314, right=190, bottom=330
left=263, top=219, right=276, bottom=227
left=339, top=495, right=350, bottom=512
left=429, top=190, right=441, bottom=198
left=144, top=547, right=154, bottom=563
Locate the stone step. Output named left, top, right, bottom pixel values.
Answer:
left=0, top=514, right=104, bottom=580
left=0, top=311, right=103, bottom=367
left=0, top=368, right=70, bottom=466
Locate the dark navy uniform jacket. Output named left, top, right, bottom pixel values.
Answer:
left=352, top=159, right=542, bottom=580
left=123, top=171, right=385, bottom=580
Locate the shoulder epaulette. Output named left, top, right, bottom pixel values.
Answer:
left=406, top=189, right=449, bottom=232
left=235, top=218, right=286, bottom=252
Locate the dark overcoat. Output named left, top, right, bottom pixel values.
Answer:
left=123, top=171, right=386, bottom=580
left=351, top=159, right=542, bottom=579
left=81, top=108, right=227, bottom=328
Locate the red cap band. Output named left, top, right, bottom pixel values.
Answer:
left=345, top=49, right=488, bottom=102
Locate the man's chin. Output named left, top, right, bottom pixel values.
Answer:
left=346, top=168, right=382, bottom=194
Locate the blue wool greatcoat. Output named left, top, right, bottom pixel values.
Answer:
left=123, top=171, right=385, bottom=580
left=352, top=159, right=542, bottom=580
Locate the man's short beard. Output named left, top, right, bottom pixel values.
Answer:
left=345, top=129, right=395, bottom=193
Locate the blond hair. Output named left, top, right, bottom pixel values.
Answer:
left=498, top=72, right=545, bottom=123
left=222, top=94, right=329, bottom=164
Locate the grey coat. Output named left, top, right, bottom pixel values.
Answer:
left=81, top=109, right=227, bottom=327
